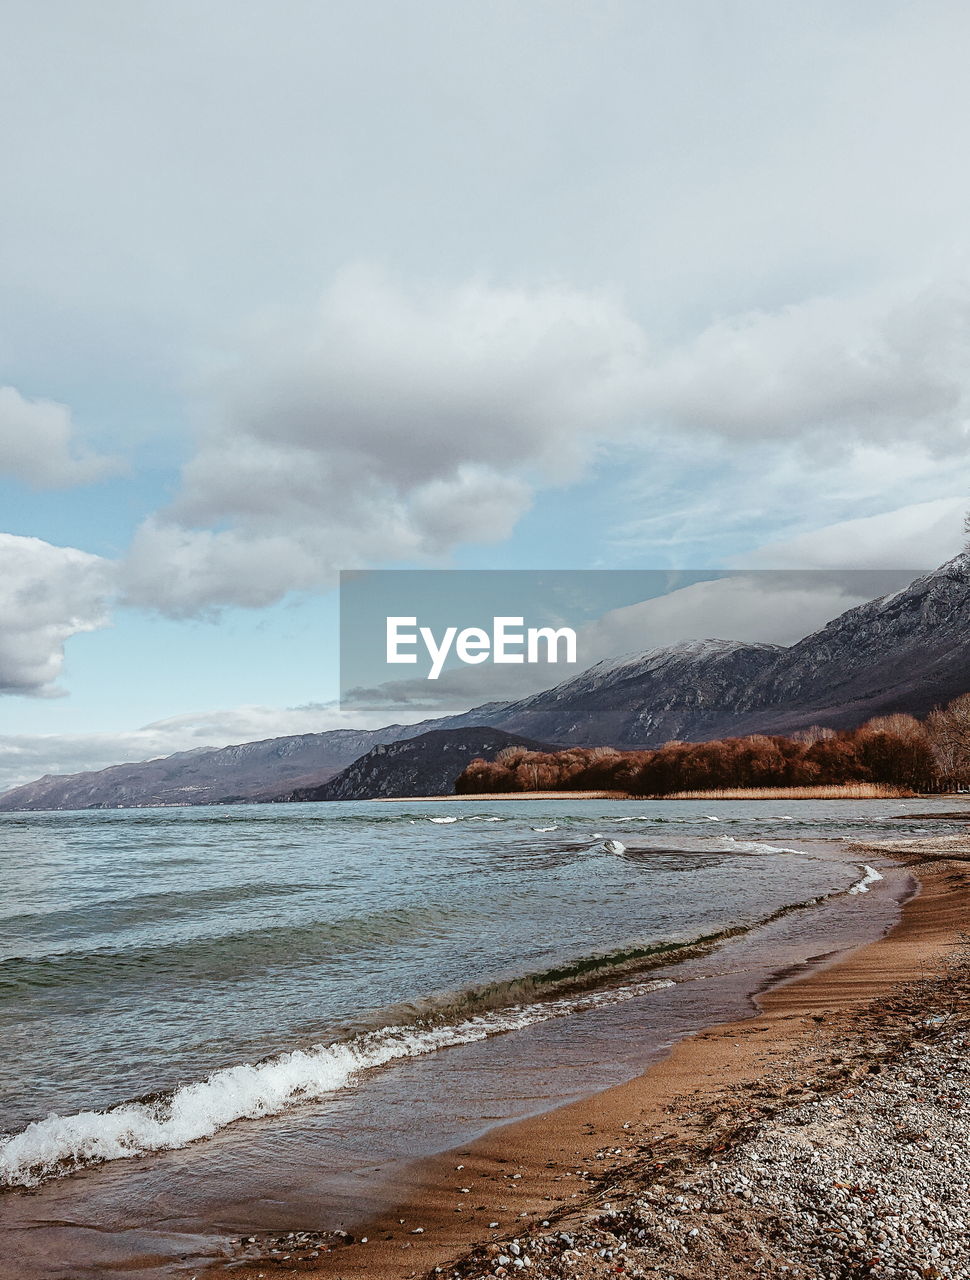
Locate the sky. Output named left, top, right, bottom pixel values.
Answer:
left=2, top=0, right=970, bottom=792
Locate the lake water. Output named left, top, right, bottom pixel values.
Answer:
left=0, top=796, right=961, bottom=1277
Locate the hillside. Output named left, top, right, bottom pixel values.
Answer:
left=0, top=727, right=423, bottom=810
left=443, top=557, right=970, bottom=745
left=4, top=556, right=970, bottom=810
left=282, top=728, right=557, bottom=801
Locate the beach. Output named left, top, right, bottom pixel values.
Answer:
left=214, top=835, right=970, bottom=1280
left=0, top=801, right=963, bottom=1280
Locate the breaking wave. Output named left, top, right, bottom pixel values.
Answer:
left=0, top=972, right=680, bottom=1190
left=0, top=853, right=889, bottom=1190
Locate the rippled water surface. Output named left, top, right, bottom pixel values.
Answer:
left=0, top=796, right=962, bottom=1277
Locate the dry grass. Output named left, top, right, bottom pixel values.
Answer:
left=404, top=784, right=918, bottom=802
left=379, top=790, right=628, bottom=802
left=661, top=783, right=914, bottom=800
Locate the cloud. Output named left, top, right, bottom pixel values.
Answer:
left=746, top=496, right=967, bottom=570
left=119, top=268, right=970, bottom=616
left=641, top=280, right=970, bottom=447
left=343, top=661, right=566, bottom=718
left=578, top=571, right=921, bottom=664
left=121, top=268, right=644, bottom=613
left=0, top=534, right=115, bottom=695
left=0, top=385, right=121, bottom=488
left=606, top=433, right=970, bottom=572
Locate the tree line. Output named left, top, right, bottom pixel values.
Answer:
left=455, top=694, right=970, bottom=796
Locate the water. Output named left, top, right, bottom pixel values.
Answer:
left=0, top=796, right=961, bottom=1277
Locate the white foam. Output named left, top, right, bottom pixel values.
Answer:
left=602, top=839, right=626, bottom=854
left=0, top=978, right=675, bottom=1189
left=848, top=864, right=884, bottom=894
left=427, top=816, right=459, bottom=823
left=532, top=825, right=558, bottom=832
left=718, top=837, right=802, bottom=855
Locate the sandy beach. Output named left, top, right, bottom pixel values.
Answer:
left=215, top=835, right=970, bottom=1280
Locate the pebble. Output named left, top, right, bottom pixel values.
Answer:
left=443, top=953, right=970, bottom=1280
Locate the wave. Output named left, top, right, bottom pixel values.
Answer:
left=0, top=974, right=680, bottom=1190
left=716, top=837, right=803, bottom=855
left=849, top=864, right=884, bottom=894
left=0, top=856, right=890, bottom=1190
left=2, top=880, right=309, bottom=940
left=0, top=901, right=474, bottom=995
left=0, top=918, right=786, bottom=1189
left=425, top=815, right=504, bottom=824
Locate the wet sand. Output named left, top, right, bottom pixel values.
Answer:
left=215, top=837, right=970, bottom=1279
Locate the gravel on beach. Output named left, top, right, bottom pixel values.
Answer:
left=439, top=944, right=970, bottom=1280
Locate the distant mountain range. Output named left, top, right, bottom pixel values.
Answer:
left=452, top=555, right=970, bottom=745
left=3, top=555, right=969, bottom=810
left=283, top=728, right=555, bottom=802
left=0, top=727, right=421, bottom=811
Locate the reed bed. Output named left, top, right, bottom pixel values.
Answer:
left=660, top=783, right=914, bottom=800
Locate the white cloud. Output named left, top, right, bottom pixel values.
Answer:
left=641, top=280, right=970, bottom=446
left=607, top=435, right=970, bottom=570
left=0, top=534, right=115, bottom=695
left=578, top=572, right=924, bottom=665
left=0, top=385, right=120, bottom=488
left=746, top=496, right=967, bottom=570
left=122, top=269, right=644, bottom=613
left=119, top=269, right=970, bottom=616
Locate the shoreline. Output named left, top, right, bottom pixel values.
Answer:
left=373, top=789, right=956, bottom=802
left=216, top=837, right=970, bottom=1279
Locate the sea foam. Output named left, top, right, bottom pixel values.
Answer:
left=0, top=977, right=674, bottom=1189
left=848, top=864, right=884, bottom=894
left=718, top=837, right=803, bottom=855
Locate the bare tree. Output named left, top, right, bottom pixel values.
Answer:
left=926, top=693, right=970, bottom=783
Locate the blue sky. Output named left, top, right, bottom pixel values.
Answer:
left=2, top=0, right=970, bottom=790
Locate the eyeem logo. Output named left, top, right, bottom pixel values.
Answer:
left=387, top=616, right=578, bottom=680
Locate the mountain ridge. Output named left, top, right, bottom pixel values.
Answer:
left=3, top=556, right=969, bottom=809
left=282, top=728, right=558, bottom=802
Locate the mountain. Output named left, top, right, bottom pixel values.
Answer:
left=282, top=728, right=556, bottom=801
left=440, top=557, right=970, bottom=744
left=441, top=557, right=970, bottom=744
left=726, top=557, right=970, bottom=734
left=4, top=556, right=970, bottom=810
left=0, top=727, right=426, bottom=811
left=446, top=638, right=783, bottom=746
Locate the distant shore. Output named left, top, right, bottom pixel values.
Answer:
left=374, top=790, right=628, bottom=801
left=378, top=783, right=939, bottom=801
left=217, top=835, right=970, bottom=1280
